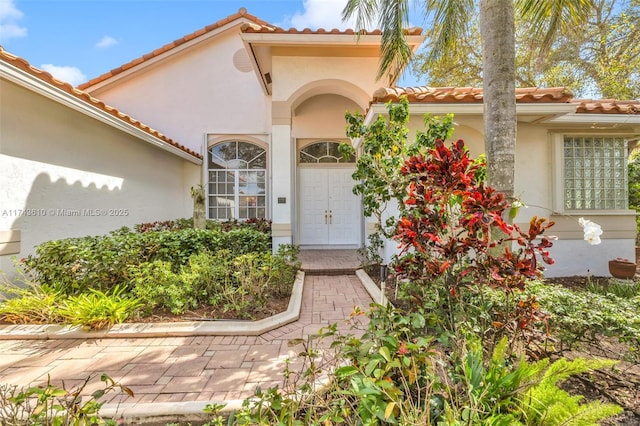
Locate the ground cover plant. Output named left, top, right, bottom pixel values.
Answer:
left=0, top=373, right=132, bottom=425
left=198, top=101, right=637, bottom=424
left=0, top=218, right=299, bottom=328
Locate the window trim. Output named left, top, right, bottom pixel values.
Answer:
left=296, top=138, right=355, bottom=167
left=552, top=132, right=632, bottom=214
left=205, top=137, right=269, bottom=221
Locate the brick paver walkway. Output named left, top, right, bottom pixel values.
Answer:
left=0, top=273, right=372, bottom=406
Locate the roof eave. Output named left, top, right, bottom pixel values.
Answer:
left=546, top=112, right=640, bottom=126
left=1, top=61, right=202, bottom=165
left=240, top=31, right=424, bottom=48
left=365, top=102, right=577, bottom=121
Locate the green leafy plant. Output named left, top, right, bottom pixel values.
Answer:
left=341, top=98, right=456, bottom=240
left=0, top=373, right=133, bottom=425
left=58, top=285, right=142, bottom=329
left=522, top=357, right=623, bottom=425
left=128, top=247, right=299, bottom=319
left=358, top=232, right=385, bottom=278
left=525, top=281, right=640, bottom=359
left=205, top=306, right=621, bottom=425
left=129, top=260, right=194, bottom=315
left=585, top=277, right=640, bottom=299
left=0, top=279, right=62, bottom=325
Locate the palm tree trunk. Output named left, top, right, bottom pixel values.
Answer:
left=480, top=0, right=516, bottom=198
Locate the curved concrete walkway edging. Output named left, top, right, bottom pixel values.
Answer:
left=355, top=269, right=386, bottom=305
left=0, top=272, right=305, bottom=340
left=100, top=399, right=244, bottom=426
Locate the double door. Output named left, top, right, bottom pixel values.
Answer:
left=298, top=168, right=360, bottom=246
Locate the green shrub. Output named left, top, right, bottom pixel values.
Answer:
left=129, top=247, right=298, bottom=318
left=129, top=261, right=194, bottom=315
left=267, top=244, right=301, bottom=296
left=22, top=227, right=270, bottom=295
left=134, top=217, right=272, bottom=234
left=183, top=250, right=234, bottom=306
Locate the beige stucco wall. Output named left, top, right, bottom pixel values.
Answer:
left=86, top=29, right=270, bottom=154
left=293, top=94, right=362, bottom=139
left=0, top=79, right=197, bottom=279
left=272, top=56, right=379, bottom=107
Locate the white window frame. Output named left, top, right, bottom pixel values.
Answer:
left=206, top=138, right=268, bottom=221
left=552, top=133, right=631, bottom=214
left=298, top=140, right=356, bottom=164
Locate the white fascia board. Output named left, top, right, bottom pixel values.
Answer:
left=241, top=32, right=424, bottom=48
left=546, top=112, right=640, bottom=126
left=364, top=102, right=578, bottom=124
left=1, top=62, right=202, bottom=165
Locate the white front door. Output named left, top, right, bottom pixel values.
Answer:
left=299, top=167, right=360, bottom=246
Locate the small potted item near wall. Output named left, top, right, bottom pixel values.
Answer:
left=608, top=258, right=637, bottom=279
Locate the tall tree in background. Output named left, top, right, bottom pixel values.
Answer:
left=343, top=0, right=591, bottom=198
left=412, top=0, right=640, bottom=99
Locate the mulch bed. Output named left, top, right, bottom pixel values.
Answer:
left=126, top=296, right=291, bottom=323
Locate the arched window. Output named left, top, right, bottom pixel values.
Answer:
left=207, top=141, right=266, bottom=220
left=299, top=141, right=355, bottom=163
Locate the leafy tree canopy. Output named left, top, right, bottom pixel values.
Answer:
left=412, top=0, right=640, bottom=99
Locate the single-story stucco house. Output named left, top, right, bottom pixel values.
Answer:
left=1, top=7, right=639, bottom=279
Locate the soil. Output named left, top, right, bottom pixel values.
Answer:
left=126, top=295, right=291, bottom=323
left=0, top=293, right=292, bottom=325
left=543, top=276, right=640, bottom=425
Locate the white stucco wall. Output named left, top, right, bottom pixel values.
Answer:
left=545, top=239, right=635, bottom=277
left=0, top=79, right=197, bottom=279
left=86, top=29, right=270, bottom=154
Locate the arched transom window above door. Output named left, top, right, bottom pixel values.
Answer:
left=207, top=140, right=266, bottom=220
left=299, top=141, right=355, bottom=164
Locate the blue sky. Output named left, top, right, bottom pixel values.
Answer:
left=0, top=0, right=424, bottom=87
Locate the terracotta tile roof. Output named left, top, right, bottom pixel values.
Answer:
left=573, top=99, right=640, bottom=114
left=372, top=86, right=573, bottom=104
left=372, top=86, right=640, bottom=114
left=240, top=22, right=422, bottom=36
left=78, top=8, right=272, bottom=90
left=0, top=47, right=202, bottom=160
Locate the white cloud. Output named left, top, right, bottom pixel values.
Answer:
left=0, top=22, right=26, bottom=39
left=0, top=0, right=22, bottom=20
left=0, top=0, right=27, bottom=41
left=282, top=0, right=356, bottom=30
left=40, top=64, right=87, bottom=87
left=96, top=35, right=118, bottom=48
